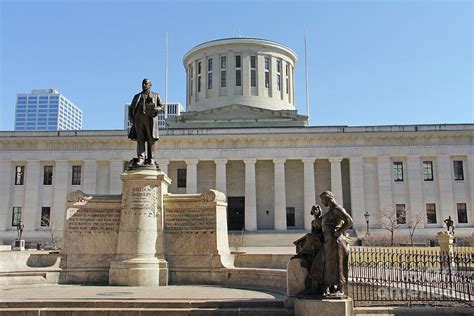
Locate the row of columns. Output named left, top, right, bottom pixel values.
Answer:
left=157, top=157, right=345, bottom=231
left=2, top=155, right=472, bottom=232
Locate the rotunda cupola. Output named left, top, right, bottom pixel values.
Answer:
left=183, top=38, right=297, bottom=112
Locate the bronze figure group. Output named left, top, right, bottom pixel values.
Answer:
left=292, top=191, right=353, bottom=297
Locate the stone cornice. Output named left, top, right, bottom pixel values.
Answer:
left=0, top=125, right=472, bottom=153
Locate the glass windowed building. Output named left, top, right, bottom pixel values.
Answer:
left=14, top=89, right=83, bottom=131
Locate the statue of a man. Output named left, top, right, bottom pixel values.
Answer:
left=128, top=78, right=164, bottom=166
left=17, top=220, right=24, bottom=240
left=318, top=191, right=353, bottom=297
left=444, top=216, right=455, bottom=234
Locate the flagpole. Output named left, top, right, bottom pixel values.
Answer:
left=165, top=32, right=168, bottom=122
left=304, top=29, right=310, bottom=125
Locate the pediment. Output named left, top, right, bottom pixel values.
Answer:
left=179, top=104, right=301, bottom=121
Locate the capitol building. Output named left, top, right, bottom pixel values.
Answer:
left=0, top=38, right=472, bottom=246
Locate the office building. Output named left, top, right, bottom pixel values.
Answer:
left=14, top=89, right=83, bottom=131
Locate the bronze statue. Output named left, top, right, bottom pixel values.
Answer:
left=291, top=191, right=353, bottom=297
left=17, top=220, right=24, bottom=240
left=292, top=205, right=325, bottom=294
left=128, top=78, right=164, bottom=166
left=319, top=191, right=353, bottom=297
left=444, top=216, right=455, bottom=234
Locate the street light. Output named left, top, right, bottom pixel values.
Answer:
left=364, top=211, right=370, bottom=233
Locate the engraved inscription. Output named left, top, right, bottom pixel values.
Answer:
left=129, top=185, right=160, bottom=218
left=165, top=208, right=215, bottom=231
left=67, top=208, right=121, bottom=232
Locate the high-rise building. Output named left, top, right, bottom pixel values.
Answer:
left=124, top=102, right=184, bottom=130
left=14, top=89, right=83, bottom=131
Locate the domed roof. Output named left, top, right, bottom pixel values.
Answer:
left=183, top=37, right=297, bottom=66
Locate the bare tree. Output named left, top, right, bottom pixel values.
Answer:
left=407, top=212, right=425, bottom=246
left=40, top=215, right=60, bottom=250
left=381, top=209, right=401, bottom=246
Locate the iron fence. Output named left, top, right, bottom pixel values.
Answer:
left=348, top=247, right=473, bottom=305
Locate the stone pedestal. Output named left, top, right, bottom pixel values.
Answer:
left=294, top=298, right=353, bottom=316
left=109, top=167, right=171, bottom=286
left=13, top=239, right=25, bottom=251
left=437, top=231, right=454, bottom=254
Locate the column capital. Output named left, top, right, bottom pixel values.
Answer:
left=273, top=158, right=286, bottom=164
left=302, top=158, right=316, bottom=164
left=185, top=159, right=199, bottom=165
left=214, top=159, right=228, bottom=164
left=243, top=158, right=257, bottom=164
left=155, top=159, right=170, bottom=165
left=328, top=157, right=343, bottom=163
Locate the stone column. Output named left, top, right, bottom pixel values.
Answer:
left=185, top=159, right=198, bottom=194
left=466, top=155, right=474, bottom=224
left=52, top=160, right=68, bottom=231
left=437, top=155, right=455, bottom=223
left=302, top=158, right=316, bottom=230
left=274, top=158, right=287, bottom=230
left=109, top=168, right=171, bottom=286
left=215, top=159, right=227, bottom=197
left=23, top=160, right=40, bottom=231
left=406, top=156, right=424, bottom=223
left=377, top=156, right=393, bottom=215
left=329, top=157, right=343, bottom=203
left=83, top=160, right=97, bottom=194
left=244, top=159, right=257, bottom=231
left=156, top=159, right=169, bottom=175
left=0, top=161, right=12, bottom=231
left=109, top=160, right=124, bottom=194
left=349, top=157, right=366, bottom=230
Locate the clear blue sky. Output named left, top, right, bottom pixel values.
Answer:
left=0, top=0, right=472, bottom=130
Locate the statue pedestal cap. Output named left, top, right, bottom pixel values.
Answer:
left=109, top=167, right=171, bottom=286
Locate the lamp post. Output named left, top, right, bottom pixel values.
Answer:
left=364, top=211, right=370, bottom=234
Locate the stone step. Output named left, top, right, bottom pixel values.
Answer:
left=0, top=307, right=293, bottom=315
left=0, top=299, right=285, bottom=309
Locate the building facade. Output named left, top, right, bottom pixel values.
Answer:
left=15, top=89, right=83, bottom=131
left=0, top=38, right=472, bottom=246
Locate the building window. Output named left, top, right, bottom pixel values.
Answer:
left=393, top=161, right=404, bottom=182
left=41, top=207, right=51, bottom=227
left=396, top=204, right=406, bottom=224
left=426, top=203, right=437, bottom=224
left=453, top=160, right=464, bottom=181
left=423, top=161, right=434, bottom=181
left=457, top=203, right=468, bottom=224
left=250, top=56, right=257, bottom=87
left=72, top=165, right=81, bottom=185
left=43, top=165, right=53, bottom=185
left=235, top=55, right=241, bottom=68
left=197, top=62, right=202, bottom=92
left=220, top=56, right=226, bottom=87
left=177, top=169, right=186, bottom=188
left=15, top=166, right=25, bottom=185
left=276, top=60, right=281, bottom=91
left=286, top=207, right=295, bottom=227
left=207, top=72, right=213, bottom=89
left=285, top=64, right=290, bottom=94
left=207, top=58, right=213, bottom=89
left=12, top=207, right=22, bottom=226
left=264, top=57, right=270, bottom=88
left=235, top=55, right=242, bottom=87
